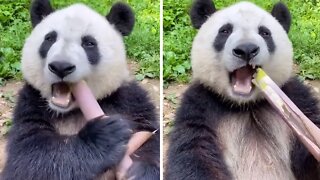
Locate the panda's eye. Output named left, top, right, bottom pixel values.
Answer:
left=45, top=36, right=53, bottom=42
left=260, top=31, right=270, bottom=36
left=44, top=31, right=57, bottom=42
left=259, top=26, right=271, bottom=37
left=82, top=41, right=96, bottom=48
left=218, top=23, right=233, bottom=35
left=81, top=36, right=97, bottom=48
left=219, top=29, right=230, bottom=34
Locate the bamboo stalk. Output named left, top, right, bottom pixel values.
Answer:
left=253, top=68, right=320, bottom=161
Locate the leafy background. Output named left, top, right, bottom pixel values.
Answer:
left=164, top=0, right=320, bottom=85
left=0, top=0, right=159, bottom=83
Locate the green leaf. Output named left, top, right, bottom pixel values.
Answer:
left=173, top=65, right=185, bottom=74
left=135, top=74, right=145, bottom=81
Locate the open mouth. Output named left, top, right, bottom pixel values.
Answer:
left=230, top=64, right=260, bottom=96
left=51, top=82, right=74, bottom=109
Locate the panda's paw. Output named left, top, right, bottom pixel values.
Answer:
left=79, top=114, right=132, bottom=163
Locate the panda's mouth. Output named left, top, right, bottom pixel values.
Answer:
left=230, top=64, right=259, bottom=96
left=51, top=82, right=74, bottom=109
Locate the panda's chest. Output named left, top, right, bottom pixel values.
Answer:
left=217, top=108, right=295, bottom=180
left=54, top=113, right=87, bottom=135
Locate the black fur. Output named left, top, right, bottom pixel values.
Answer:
left=106, top=3, right=135, bottom=36
left=190, top=0, right=216, bottom=29
left=2, top=81, right=159, bottom=180
left=81, top=35, right=101, bottom=65
left=281, top=78, right=320, bottom=179
left=165, top=78, right=320, bottom=180
left=214, top=23, right=233, bottom=52
left=39, top=31, right=57, bottom=59
left=30, top=0, right=54, bottom=27
left=258, top=26, right=275, bottom=53
left=271, top=2, right=291, bottom=33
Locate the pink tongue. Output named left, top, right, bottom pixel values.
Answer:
left=233, top=66, right=252, bottom=95
left=51, top=83, right=72, bottom=108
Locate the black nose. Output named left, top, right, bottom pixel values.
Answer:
left=48, top=61, right=76, bottom=78
left=232, top=43, right=260, bottom=61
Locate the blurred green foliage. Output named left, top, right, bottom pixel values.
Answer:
left=0, top=0, right=159, bottom=81
left=164, top=0, right=320, bottom=84
left=1, top=0, right=319, bottom=84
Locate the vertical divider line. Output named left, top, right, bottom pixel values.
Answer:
left=159, top=0, right=164, bottom=179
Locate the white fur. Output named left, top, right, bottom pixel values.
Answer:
left=191, top=2, right=293, bottom=103
left=217, top=106, right=295, bottom=179
left=21, top=4, right=130, bottom=113
left=54, top=114, right=86, bottom=135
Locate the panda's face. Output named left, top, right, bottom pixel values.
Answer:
left=22, top=2, right=134, bottom=113
left=191, top=1, right=293, bottom=104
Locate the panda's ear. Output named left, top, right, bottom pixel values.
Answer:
left=190, top=0, right=216, bottom=29
left=106, top=3, right=135, bottom=36
left=30, top=0, right=54, bottom=28
left=271, top=2, right=291, bottom=33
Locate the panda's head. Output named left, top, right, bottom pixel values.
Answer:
left=190, top=0, right=293, bottom=104
left=22, top=0, right=134, bottom=113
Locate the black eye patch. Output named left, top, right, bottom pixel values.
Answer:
left=258, top=26, right=275, bottom=53
left=81, top=35, right=100, bottom=65
left=214, top=23, right=233, bottom=52
left=39, top=31, right=57, bottom=59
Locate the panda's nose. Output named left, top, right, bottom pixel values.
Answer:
left=48, top=61, right=76, bottom=78
left=232, top=43, right=260, bottom=62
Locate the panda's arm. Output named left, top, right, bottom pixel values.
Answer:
left=165, top=83, right=232, bottom=180
left=2, top=84, right=131, bottom=180
left=282, top=77, right=320, bottom=179
left=99, top=81, right=160, bottom=180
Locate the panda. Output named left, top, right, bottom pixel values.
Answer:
left=166, top=0, right=320, bottom=179
left=2, top=0, right=159, bottom=179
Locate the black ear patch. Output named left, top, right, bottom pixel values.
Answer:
left=190, top=0, right=216, bottom=29
left=106, top=3, right=135, bottom=36
left=30, top=0, right=54, bottom=28
left=271, top=2, right=291, bottom=33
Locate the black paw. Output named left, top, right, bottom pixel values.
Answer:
left=79, top=114, right=132, bottom=166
